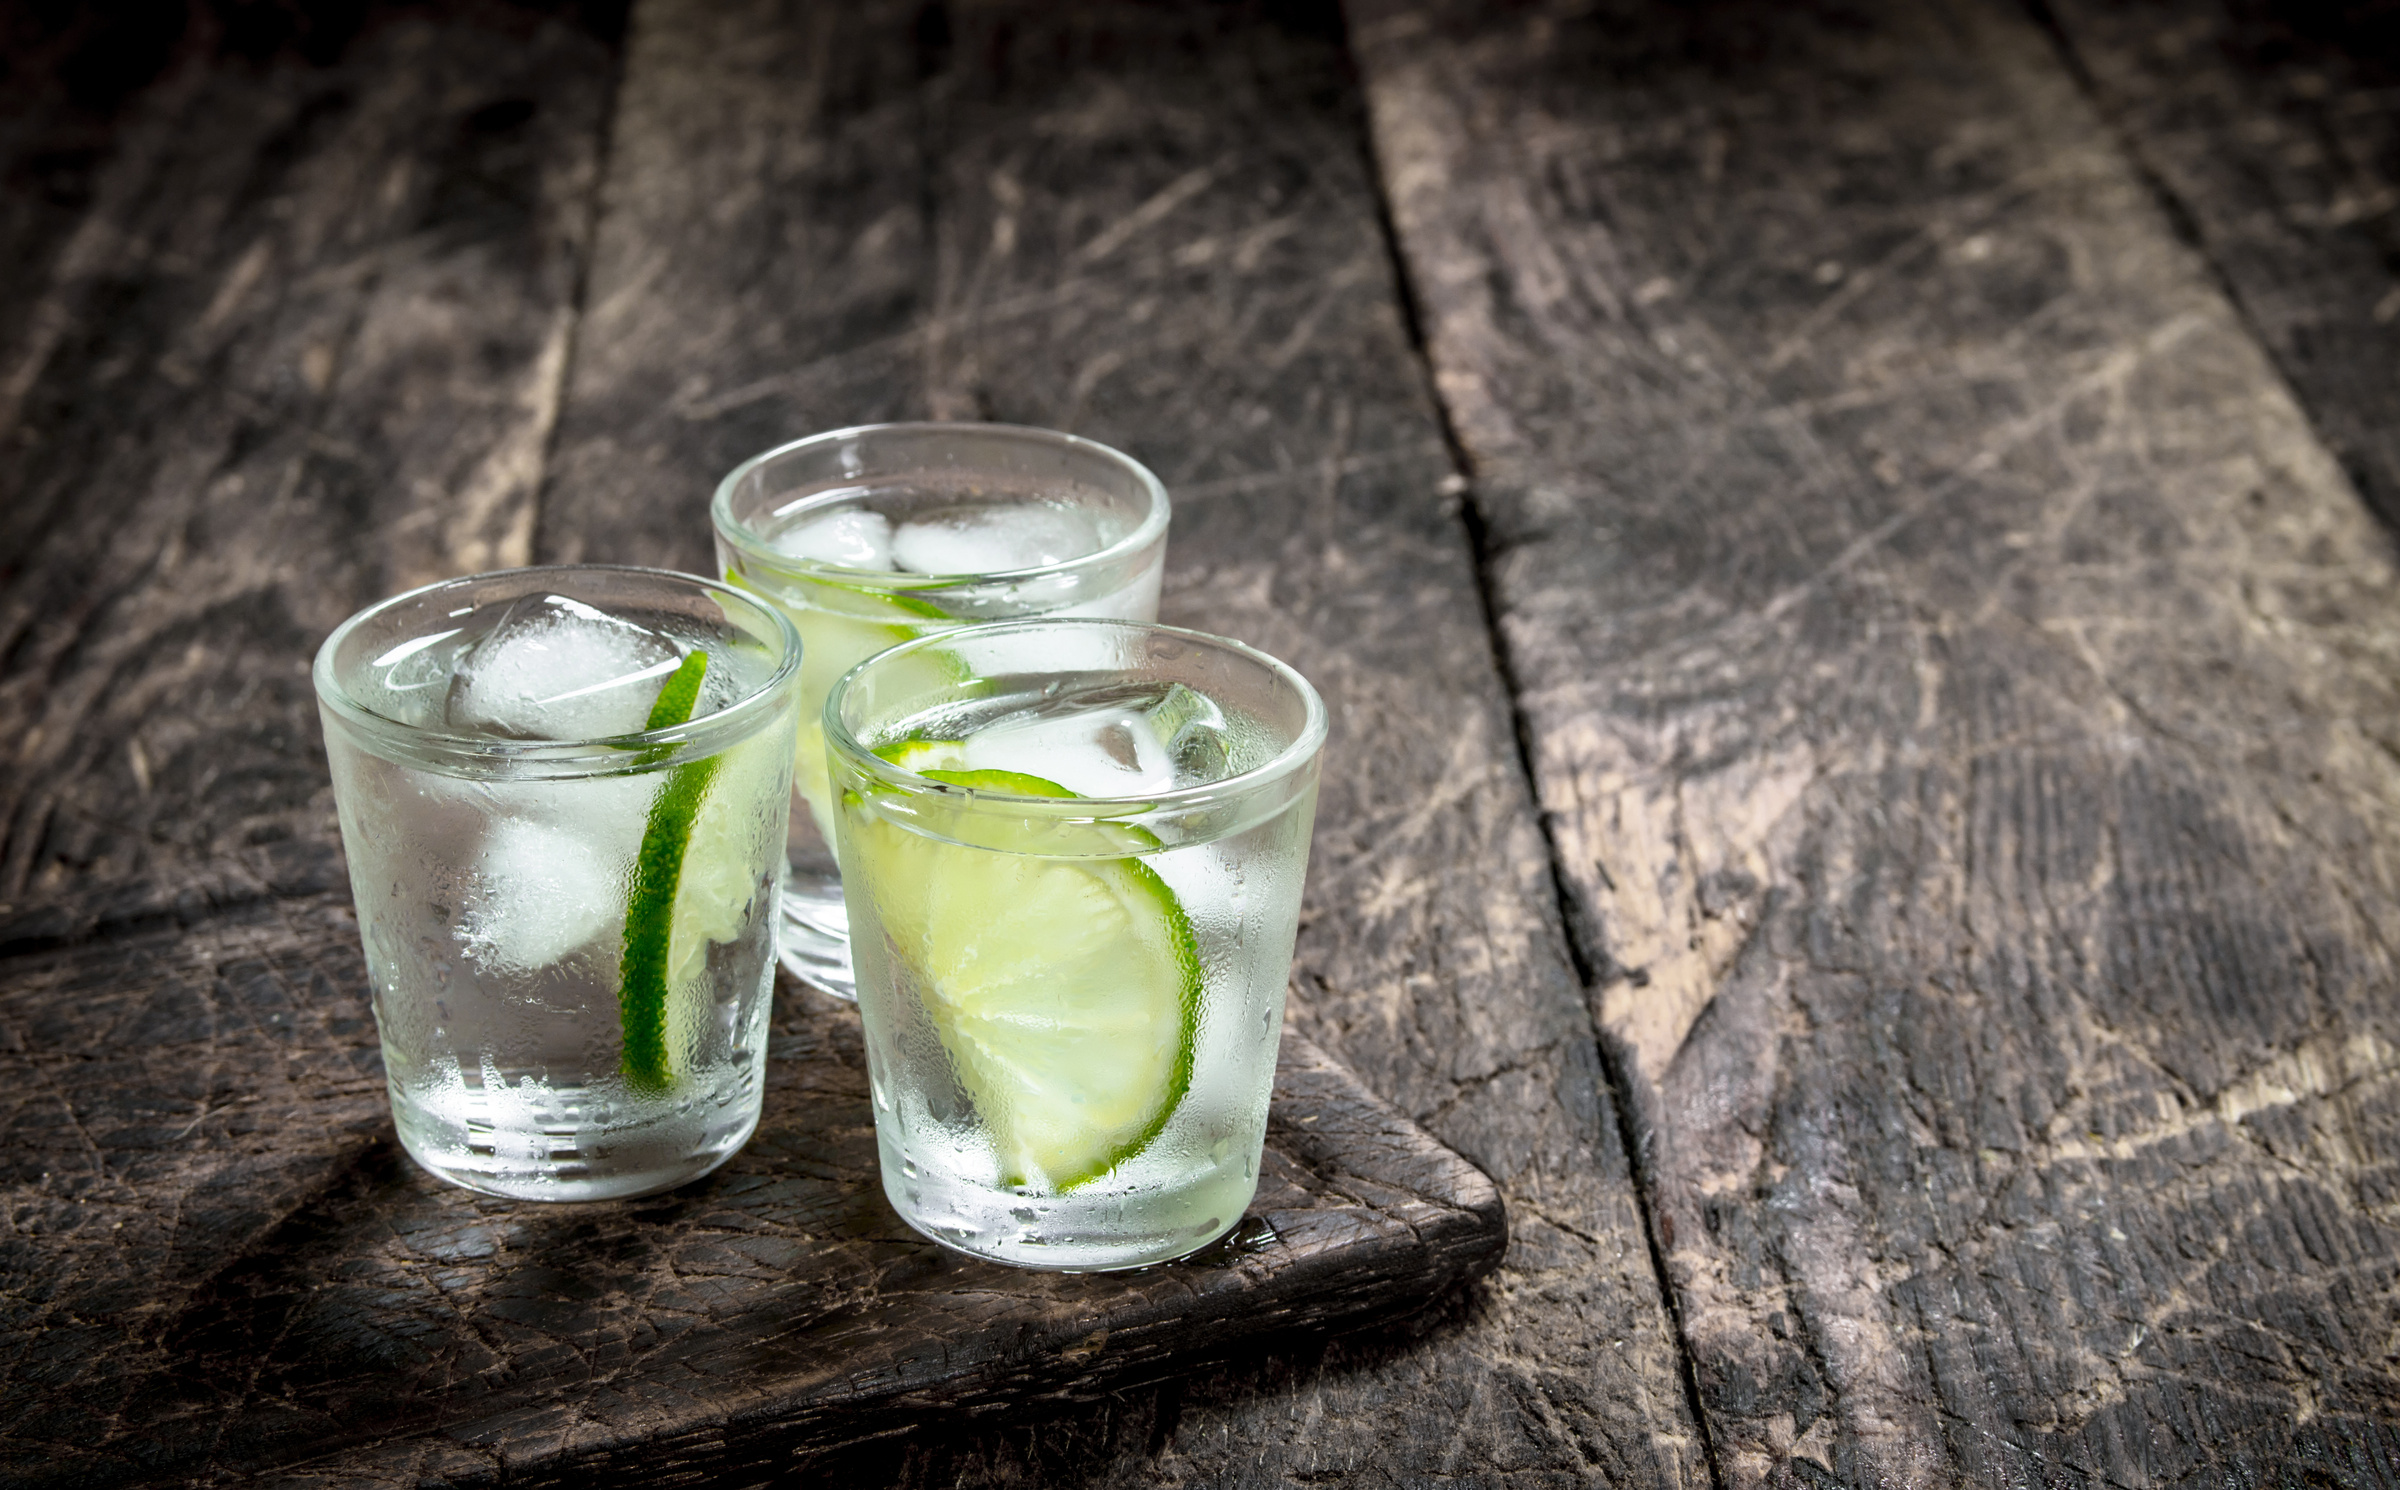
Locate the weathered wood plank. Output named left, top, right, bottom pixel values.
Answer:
left=2044, top=0, right=2400, bottom=537
left=1354, top=0, right=2400, bottom=1483
left=0, top=9, right=1515, bottom=1474
left=0, top=0, right=619, bottom=934
left=0, top=5, right=187, bottom=404
left=0, top=896, right=390, bottom=1486
left=547, top=0, right=1703, bottom=1479
left=0, top=1, right=620, bottom=1478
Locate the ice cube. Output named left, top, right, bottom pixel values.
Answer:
left=455, top=815, right=627, bottom=973
left=768, top=508, right=894, bottom=569
left=445, top=594, right=685, bottom=741
left=890, top=501, right=1103, bottom=575
left=953, top=705, right=1164, bottom=795
left=955, top=683, right=1229, bottom=796
left=360, top=627, right=472, bottom=728
left=1147, top=682, right=1232, bottom=785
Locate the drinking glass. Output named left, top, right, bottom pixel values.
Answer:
left=826, top=618, right=1325, bottom=1270
left=314, top=566, right=801, bottom=1200
left=711, top=423, right=1169, bottom=1000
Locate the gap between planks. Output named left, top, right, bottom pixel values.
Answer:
left=1327, top=3, right=1734, bottom=1484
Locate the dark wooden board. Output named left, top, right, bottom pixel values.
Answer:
left=1355, top=0, right=2400, bottom=1484
left=2044, top=0, right=2400, bottom=537
left=542, top=0, right=1704, bottom=1482
left=0, top=967, right=1500, bottom=1488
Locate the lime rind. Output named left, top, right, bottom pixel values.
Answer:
left=618, top=649, right=715, bottom=1092
left=810, top=577, right=951, bottom=619
left=643, top=650, right=710, bottom=731
left=617, top=650, right=775, bottom=1095
left=915, top=766, right=1164, bottom=853
left=722, top=562, right=950, bottom=621
left=867, top=746, right=1165, bottom=855
left=876, top=736, right=967, bottom=774
left=1051, top=857, right=1197, bottom=1190
left=619, top=754, right=722, bottom=1092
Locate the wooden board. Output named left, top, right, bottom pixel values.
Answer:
left=542, top=0, right=1703, bottom=1481
left=0, top=966, right=1500, bottom=1487
left=2044, top=0, right=2400, bottom=536
left=1352, top=0, right=2400, bottom=1483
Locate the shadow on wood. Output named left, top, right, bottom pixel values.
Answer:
left=0, top=987, right=1501, bottom=1487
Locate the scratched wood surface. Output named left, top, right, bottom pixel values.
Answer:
left=544, top=0, right=1699, bottom=1481
left=1354, top=0, right=2400, bottom=1483
left=0, top=4, right=623, bottom=1482
left=15, top=0, right=2400, bottom=1483
left=0, top=0, right=616, bottom=934
left=0, top=989, right=1499, bottom=1486
left=2045, top=0, right=2400, bottom=538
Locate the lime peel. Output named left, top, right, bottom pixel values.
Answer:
left=643, top=650, right=710, bottom=730
left=619, top=651, right=717, bottom=1094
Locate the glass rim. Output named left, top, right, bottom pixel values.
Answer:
left=824, top=617, right=1328, bottom=816
left=708, top=421, right=1173, bottom=592
left=312, top=563, right=804, bottom=770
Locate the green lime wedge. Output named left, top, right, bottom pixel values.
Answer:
left=848, top=765, right=1200, bottom=1191
left=618, top=650, right=777, bottom=1094
left=644, top=648, right=711, bottom=731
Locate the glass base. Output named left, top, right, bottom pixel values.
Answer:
left=393, top=1089, right=760, bottom=1201
left=894, top=1206, right=1244, bottom=1272
left=779, top=881, right=857, bottom=1000
left=882, top=1142, right=1259, bottom=1271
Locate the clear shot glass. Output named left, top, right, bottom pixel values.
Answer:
left=314, top=566, right=802, bottom=1200
left=826, top=618, right=1326, bottom=1270
left=710, top=423, right=1170, bottom=1001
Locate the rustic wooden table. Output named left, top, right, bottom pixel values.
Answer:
left=7, top=0, right=2400, bottom=1483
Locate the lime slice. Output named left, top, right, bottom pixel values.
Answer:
left=724, top=569, right=948, bottom=842
left=791, top=613, right=924, bottom=839
left=661, top=722, right=783, bottom=1053
left=849, top=766, right=1200, bottom=1190
left=618, top=651, right=777, bottom=1093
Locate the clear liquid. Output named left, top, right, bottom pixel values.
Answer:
left=323, top=612, right=792, bottom=1200
left=838, top=681, right=1315, bottom=1269
left=718, top=476, right=1164, bottom=997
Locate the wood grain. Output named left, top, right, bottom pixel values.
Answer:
left=0, top=999, right=1499, bottom=1488
left=0, top=6, right=621, bottom=1480
left=546, top=0, right=1703, bottom=1480
left=1354, top=0, right=2400, bottom=1482
left=0, top=0, right=619, bottom=940
left=2045, top=0, right=2400, bottom=537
